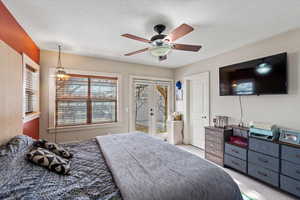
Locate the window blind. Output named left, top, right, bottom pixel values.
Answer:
left=24, top=65, right=37, bottom=114
left=56, top=74, right=118, bottom=127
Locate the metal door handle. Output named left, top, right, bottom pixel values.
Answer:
left=150, top=113, right=154, bottom=116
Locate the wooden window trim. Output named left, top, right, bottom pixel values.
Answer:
left=56, top=74, right=118, bottom=127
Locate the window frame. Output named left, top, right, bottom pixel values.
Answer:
left=49, top=69, right=122, bottom=130
left=55, top=73, right=118, bottom=127
left=22, top=54, right=40, bottom=123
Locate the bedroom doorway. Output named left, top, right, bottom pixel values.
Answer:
left=130, top=77, right=173, bottom=137
left=184, top=72, right=210, bottom=149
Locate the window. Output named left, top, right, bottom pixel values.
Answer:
left=56, top=74, right=118, bottom=127
left=23, top=54, right=40, bottom=122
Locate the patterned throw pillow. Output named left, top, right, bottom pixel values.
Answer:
left=27, top=147, right=71, bottom=175
left=34, top=139, right=73, bottom=159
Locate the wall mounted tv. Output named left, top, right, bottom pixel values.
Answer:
left=219, top=53, right=287, bottom=96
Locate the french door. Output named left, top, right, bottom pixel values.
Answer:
left=131, top=78, right=172, bottom=135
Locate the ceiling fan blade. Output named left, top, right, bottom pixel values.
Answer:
left=173, top=43, right=202, bottom=52
left=121, top=34, right=151, bottom=43
left=166, top=24, right=194, bottom=42
left=159, top=55, right=167, bottom=61
left=124, top=48, right=149, bottom=56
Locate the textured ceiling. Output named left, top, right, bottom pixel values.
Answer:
left=3, top=0, right=300, bottom=68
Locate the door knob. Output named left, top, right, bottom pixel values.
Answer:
left=150, top=113, right=154, bottom=116
left=202, top=116, right=207, bottom=119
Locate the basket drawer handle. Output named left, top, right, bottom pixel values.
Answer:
left=231, top=149, right=239, bottom=154
left=231, top=161, right=240, bottom=166
left=258, top=157, right=268, bottom=163
left=257, top=171, right=268, bottom=177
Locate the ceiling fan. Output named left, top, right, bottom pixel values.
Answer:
left=121, top=23, right=202, bottom=61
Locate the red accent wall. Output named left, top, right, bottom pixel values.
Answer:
left=23, top=118, right=40, bottom=140
left=0, top=1, right=40, bottom=63
left=0, top=1, right=40, bottom=138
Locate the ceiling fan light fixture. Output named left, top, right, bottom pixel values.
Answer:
left=150, top=46, right=171, bottom=57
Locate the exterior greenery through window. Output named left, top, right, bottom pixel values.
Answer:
left=56, top=74, right=117, bottom=127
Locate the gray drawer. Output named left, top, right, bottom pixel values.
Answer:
left=280, top=175, right=300, bottom=197
left=281, top=160, right=300, bottom=180
left=281, top=145, right=300, bottom=165
left=249, top=138, right=279, bottom=157
left=248, top=163, right=279, bottom=187
left=225, top=143, right=247, bottom=160
left=224, top=154, right=247, bottom=173
left=248, top=150, right=279, bottom=172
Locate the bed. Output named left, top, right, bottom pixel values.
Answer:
left=0, top=133, right=243, bottom=200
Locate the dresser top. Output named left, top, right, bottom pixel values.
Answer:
left=205, top=126, right=232, bottom=131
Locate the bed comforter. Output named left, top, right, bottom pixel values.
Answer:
left=0, top=135, right=122, bottom=200
left=97, top=133, right=243, bottom=200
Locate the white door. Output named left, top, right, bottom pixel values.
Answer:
left=188, top=72, right=209, bottom=149
left=131, top=79, right=171, bottom=136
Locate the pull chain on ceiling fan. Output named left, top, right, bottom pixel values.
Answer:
left=121, top=23, right=202, bottom=61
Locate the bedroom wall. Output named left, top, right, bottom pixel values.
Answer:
left=0, top=41, right=23, bottom=145
left=0, top=1, right=39, bottom=63
left=40, top=50, right=174, bottom=143
left=0, top=1, right=40, bottom=140
left=175, top=28, right=300, bottom=143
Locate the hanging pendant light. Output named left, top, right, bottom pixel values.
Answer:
left=56, top=45, right=69, bottom=80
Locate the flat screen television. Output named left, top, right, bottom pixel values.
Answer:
left=219, top=53, right=287, bottom=96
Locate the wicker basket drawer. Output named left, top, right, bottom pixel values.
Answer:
left=205, top=152, right=223, bottom=166
left=205, top=140, right=223, bottom=156
left=205, top=132, right=223, bottom=144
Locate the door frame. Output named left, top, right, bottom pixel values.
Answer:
left=129, top=75, right=174, bottom=133
left=183, top=72, right=210, bottom=145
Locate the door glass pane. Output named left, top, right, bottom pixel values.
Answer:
left=92, top=101, right=116, bottom=123
left=56, top=101, right=87, bottom=126
left=155, top=85, right=168, bottom=133
left=134, top=84, right=150, bottom=133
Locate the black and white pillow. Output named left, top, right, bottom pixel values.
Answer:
left=34, top=139, right=73, bottom=159
left=27, top=147, right=70, bottom=175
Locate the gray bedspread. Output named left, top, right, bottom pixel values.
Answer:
left=97, top=133, right=243, bottom=200
left=0, top=135, right=122, bottom=200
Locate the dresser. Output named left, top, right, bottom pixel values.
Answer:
left=223, top=133, right=300, bottom=198
left=205, top=126, right=232, bottom=166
